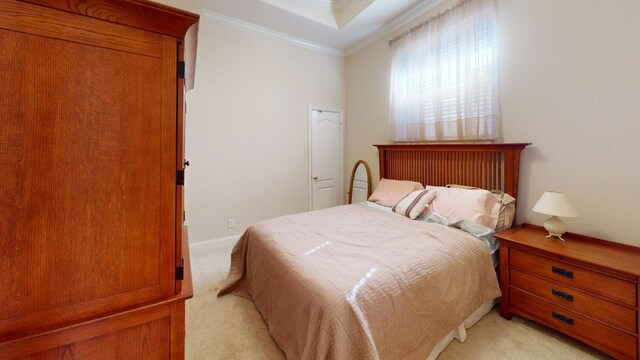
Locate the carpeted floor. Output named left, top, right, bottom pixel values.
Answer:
left=186, top=248, right=611, bottom=360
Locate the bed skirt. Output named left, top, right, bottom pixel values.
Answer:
left=426, top=299, right=497, bottom=360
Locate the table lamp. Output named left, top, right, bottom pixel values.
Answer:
left=532, top=191, right=580, bottom=241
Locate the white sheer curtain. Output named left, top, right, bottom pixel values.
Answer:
left=389, top=0, right=498, bottom=142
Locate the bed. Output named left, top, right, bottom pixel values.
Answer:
left=219, top=143, right=530, bottom=360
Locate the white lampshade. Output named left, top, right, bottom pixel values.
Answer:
left=532, top=191, right=580, bottom=218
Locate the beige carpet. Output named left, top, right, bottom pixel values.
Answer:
left=186, top=248, right=611, bottom=360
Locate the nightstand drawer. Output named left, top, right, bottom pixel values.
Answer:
left=511, top=288, right=637, bottom=359
left=511, top=269, right=636, bottom=333
left=510, top=248, right=636, bottom=306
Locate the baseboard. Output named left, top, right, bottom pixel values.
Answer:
left=190, top=234, right=241, bottom=256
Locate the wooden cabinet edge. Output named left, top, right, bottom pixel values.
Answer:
left=18, top=0, right=199, bottom=39
left=0, top=293, right=189, bottom=358
left=0, top=1, right=194, bottom=357
left=181, top=225, right=193, bottom=299
left=506, top=224, right=640, bottom=279
left=170, top=301, right=187, bottom=360
left=499, top=240, right=512, bottom=320
left=0, top=230, right=192, bottom=358
left=496, top=226, right=640, bottom=360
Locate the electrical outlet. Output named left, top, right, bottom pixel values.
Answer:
left=228, top=219, right=235, bottom=228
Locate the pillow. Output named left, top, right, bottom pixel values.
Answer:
left=426, top=213, right=499, bottom=254
left=392, top=190, right=436, bottom=219
left=446, top=184, right=516, bottom=231
left=490, top=190, right=516, bottom=232
left=368, top=178, right=424, bottom=207
left=424, top=186, right=501, bottom=229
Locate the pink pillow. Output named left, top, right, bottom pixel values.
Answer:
left=424, top=186, right=501, bottom=229
left=368, top=178, right=424, bottom=207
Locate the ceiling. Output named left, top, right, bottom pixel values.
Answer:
left=259, top=0, right=378, bottom=29
left=200, top=0, right=440, bottom=52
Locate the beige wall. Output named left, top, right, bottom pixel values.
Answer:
left=346, top=0, right=640, bottom=245
left=185, top=18, right=345, bottom=243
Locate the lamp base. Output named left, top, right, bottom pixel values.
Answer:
left=543, top=216, right=567, bottom=241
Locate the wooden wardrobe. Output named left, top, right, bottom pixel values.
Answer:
left=0, top=0, right=198, bottom=358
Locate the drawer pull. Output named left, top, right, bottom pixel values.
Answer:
left=552, top=312, right=574, bottom=325
left=551, top=266, right=574, bottom=279
left=551, top=289, right=574, bottom=302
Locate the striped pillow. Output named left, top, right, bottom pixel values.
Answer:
left=392, top=190, right=436, bottom=219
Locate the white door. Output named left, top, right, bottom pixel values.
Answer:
left=310, top=109, right=342, bottom=211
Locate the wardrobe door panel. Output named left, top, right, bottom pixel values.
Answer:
left=21, top=317, right=171, bottom=360
left=0, top=27, right=175, bottom=337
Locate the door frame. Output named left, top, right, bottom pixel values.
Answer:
left=308, top=106, right=344, bottom=211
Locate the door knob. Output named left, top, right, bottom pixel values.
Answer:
left=313, top=176, right=319, bottom=180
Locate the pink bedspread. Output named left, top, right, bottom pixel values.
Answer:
left=219, top=204, right=501, bottom=360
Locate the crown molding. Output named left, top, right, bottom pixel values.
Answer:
left=345, top=0, right=444, bottom=57
left=201, top=9, right=345, bottom=58
left=311, top=0, right=364, bottom=16
left=312, top=0, right=334, bottom=10
left=335, top=0, right=355, bottom=12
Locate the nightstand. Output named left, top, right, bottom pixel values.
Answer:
left=497, top=224, right=640, bottom=360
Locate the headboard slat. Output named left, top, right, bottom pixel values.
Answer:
left=374, top=143, right=530, bottom=200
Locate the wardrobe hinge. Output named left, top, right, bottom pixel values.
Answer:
left=177, top=61, right=185, bottom=79
left=176, top=170, right=185, bottom=185
left=176, top=265, right=184, bottom=281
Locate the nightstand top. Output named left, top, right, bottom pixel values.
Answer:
left=497, top=224, right=640, bottom=278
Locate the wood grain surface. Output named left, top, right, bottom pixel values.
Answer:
left=511, top=288, right=636, bottom=360
left=21, top=317, right=171, bottom=360
left=510, top=248, right=636, bottom=306
left=374, top=143, right=530, bottom=200
left=0, top=0, right=163, bottom=57
left=498, top=225, right=640, bottom=360
left=499, top=225, right=640, bottom=279
left=0, top=1, right=195, bottom=356
left=511, top=269, right=636, bottom=333
left=0, top=23, right=172, bottom=338
left=20, top=0, right=198, bottom=38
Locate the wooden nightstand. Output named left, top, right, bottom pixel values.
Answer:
left=497, top=224, right=640, bottom=360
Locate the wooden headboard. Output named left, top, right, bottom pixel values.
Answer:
left=374, top=143, right=531, bottom=200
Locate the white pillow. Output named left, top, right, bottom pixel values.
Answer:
left=445, top=185, right=516, bottom=231
left=424, top=186, right=501, bottom=229
left=392, top=190, right=436, bottom=219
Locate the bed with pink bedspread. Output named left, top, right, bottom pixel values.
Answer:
left=218, top=203, right=501, bottom=360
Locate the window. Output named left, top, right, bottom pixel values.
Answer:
left=389, top=0, right=498, bottom=141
